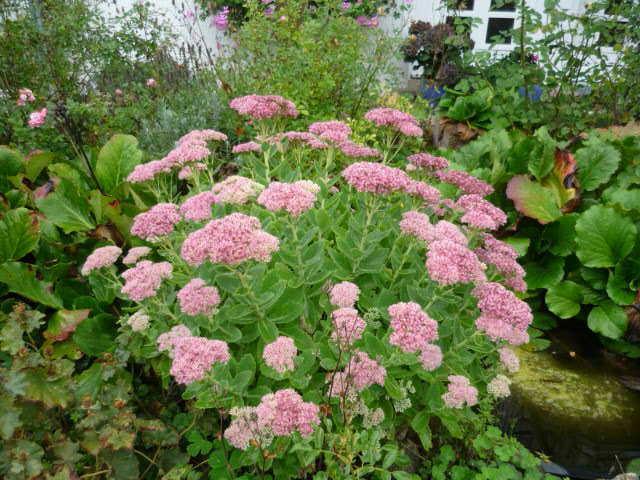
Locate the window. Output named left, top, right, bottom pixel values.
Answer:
left=490, top=0, right=516, bottom=11
left=485, top=17, right=514, bottom=44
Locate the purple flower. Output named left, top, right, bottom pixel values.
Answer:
left=213, top=6, right=230, bottom=31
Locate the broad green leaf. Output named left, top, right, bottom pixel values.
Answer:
left=24, top=151, right=54, bottom=182
left=36, top=179, right=95, bottom=233
left=576, top=137, right=621, bottom=191
left=587, top=302, right=628, bottom=339
left=0, top=262, right=63, bottom=308
left=257, top=317, right=278, bottom=342
left=44, top=309, right=90, bottom=342
left=72, top=313, right=117, bottom=355
left=545, top=214, right=578, bottom=257
left=506, top=175, right=562, bottom=224
left=575, top=205, right=636, bottom=268
left=0, top=208, right=39, bottom=262
left=24, top=369, right=72, bottom=408
left=545, top=281, right=584, bottom=318
left=528, top=126, right=556, bottom=180
left=606, top=189, right=640, bottom=211
left=0, top=146, right=23, bottom=176
left=95, top=134, right=143, bottom=194
left=410, top=409, right=432, bottom=451
left=503, top=237, right=529, bottom=257
left=524, top=255, right=565, bottom=290
left=607, top=269, right=636, bottom=306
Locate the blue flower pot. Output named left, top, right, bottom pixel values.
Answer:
left=518, top=84, right=543, bottom=101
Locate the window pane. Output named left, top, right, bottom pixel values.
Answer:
left=444, top=0, right=475, bottom=10
left=485, top=17, right=514, bottom=44
left=490, top=0, right=516, bottom=11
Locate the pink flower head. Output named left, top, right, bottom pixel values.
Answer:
left=331, top=307, right=366, bottom=346
left=162, top=142, right=211, bottom=169
left=263, top=336, right=297, bottom=373
left=232, top=141, right=262, bottom=154
left=146, top=78, right=157, bottom=88
left=177, top=278, right=221, bottom=316
left=455, top=194, right=507, bottom=231
left=170, top=336, right=230, bottom=384
left=419, top=344, right=443, bottom=371
left=356, top=15, right=379, bottom=28
left=178, top=129, right=228, bottom=145
left=28, top=108, right=47, bottom=128
left=180, top=191, right=217, bottom=222
left=435, top=170, right=494, bottom=196
left=442, top=375, right=478, bottom=408
left=180, top=213, right=279, bottom=266
left=213, top=6, right=230, bottom=30
left=399, top=210, right=431, bottom=242
left=342, top=162, right=410, bottom=194
left=498, top=346, right=520, bottom=373
left=472, top=282, right=532, bottom=345
left=178, top=162, right=207, bottom=180
left=342, top=1, right=351, bottom=9
left=157, top=325, right=191, bottom=354
left=339, top=140, right=382, bottom=158
left=388, top=302, right=438, bottom=353
left=257, top=181, right=318, bottom=216
left=17, top=88, right=35, bottom=106
left=211, top=176, right=264, bottom=204
left=256, top=389, right=320, bottom=437
left=121, top=260, right=173, bottom=301
left=308, top=121, right=352, bottom=143
left=81, top=245, right=122, bottom=275
left=329, top=281, right=360, bottom=308
left=229, top=94, right=298, bottom=120
left=426, top=220, right=468, bottom=246
left=126, top=160, right=169, bottom=183
left=224, top=407, right=262, bottom=450
left=115, top=88, right=123, bottom=96
left=405, top=180, right=441, bottom=205
left=475, top=235, right=526, bottom=292
left=364, top=107, right=422, bottom=137
left=407, top=153, right=449, bottom=171
left=122, top=246, right=151, bottom=265
left=279, top=131, right=328, bottom=150
left=426, top=240, right=486, bottom=285
left=131, top=203, right=181, bottom=240
left=332, top=350, right=386, bottom=396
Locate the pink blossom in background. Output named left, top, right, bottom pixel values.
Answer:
left=308, top=121, right=352, bottom=143
left=178, top=129, right=228, bottom=145
left=342, top=162, right=410, bottom=194
left=435, top=170, right=494, bottom=196
left=170, top=336, right=230, bottom=384
left=114, top=88, right=123, bottom=96
left=405, top=180, right=441, bottom=205
left=399, top=210, right=431, bottom=242
left=81, top=245, right=122, bottom=275
left=475, top=235, right=526, bottom=292
left=339, top=140, right=382, bottom=158
left=122, top=246, right=151, bottom=265
left=342, top=1, right=351, bottom=9
left=331, top=307, right=366, bottom=346
left=426, top=240, right=486, bottom=285
left=419, top=344, right=443, bottom=371
left=263, top=336, right=297, bottom=373
left=126, top=159, right=169, bottom=183
left=16, top=88, right=35, bottom=106
left=180, top=191, right=217, bottom=222
left=264, top=6, right=275, bottom=16
left=487, top=374, right=511, bottom=398
left=28, top=108, right=47, bottom=128
left=455, top=194, right=507, bottom=231
left=211, top=176, right=264, bottom=205
left=213, top=6, right=230, bottom=30
left=442, top=375, right=478, bottom=408
left=356, top=15, right=379, bottom=28
left=146, top=78, right=157, bottom=88
left=130, top=203, right=181, bottom=240
left=331, top=350, right=386, bottom=396
left=499, top=346, right=520, bottom=373
left=407, top=152, right=449, bottom=171
left=121, top=260, right=172, bottom=301
left=256, top=389, right=320, bottom=437
left=329, top=281, right=360, bottom=308
left=180, top=212, right=279, bottom=266
left=257, top=181, right=318, bottom=216
left=177, top=278, right=221, bottom=316
left=472, top=282, right=532, bottom=345
left=388, top=302, right=438, bottom=353
left=232, top=141, right=261, bottom=154
left=229, top=94, right=298, bottom=120
left=184, top=9, right=196, bottom=21
left=364, top=107, right=422, bottom=136
left=162, top=141, right=211, bottom=168
left=157, top=325, right=191, bottom=354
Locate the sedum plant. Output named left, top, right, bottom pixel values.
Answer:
left=81, top=95, right=548, bottom=478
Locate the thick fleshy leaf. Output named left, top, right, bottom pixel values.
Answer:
left=576, top=137, right=621, bottom=191
left=36, top=179, right=95, bottom=233
left=506, top=175, right=562, bottom=224
left=545, top=214, right=578, bottom=257
left=587, top=302, right=628, bottom=339
left=95, top=134, right=143, bottom=194
left=575, top=205, right=636, bottom=268
left=606, top=189, right=640, bottom=211
left=545, top=281, right=584, bottom=318
left=0, top=208, right=39, bottom=262
left=606, top=268, right=636, bottom=306
left=0, top=262, right=63, bottom=309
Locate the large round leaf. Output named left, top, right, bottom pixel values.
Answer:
left=506, top=175, right=562, bottom=224
left=524, top=255, right=565, bottom=290
left=587, top=302, right=628, bottom=339
left=545, top=281, right=584, bottom=318
left=575, top=205, right=636, bottom=268
left=576, top=137, right=621, bottom=191
left=95, top=134, right=142, bottom=194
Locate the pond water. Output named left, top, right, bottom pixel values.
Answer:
left=500, top=328, right=640, bottom=479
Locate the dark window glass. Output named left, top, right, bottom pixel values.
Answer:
left=485, top=17, right=514, bottom=43
left=490, top=0, right=516, bottom=11
left=444, top=0, right=475, bottom=10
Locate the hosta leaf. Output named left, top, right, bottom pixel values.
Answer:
left=36, top=179, right=95, bottom=233
left=523, top=255, right=565, bottom=290
left=95, top=134, right=143, bottom=194
left=0, top=262, right=63, bottom=308
left=545, top=281, right=584, bottom=318
left=506, top=175, right=562, bottom=224
left=0, top=208, right=39, bottom=262
left=587, top=302, right=628, bottom=339
left=575, top=205, right=636, bottom=268
left=576, top=137, right=621, bottom=191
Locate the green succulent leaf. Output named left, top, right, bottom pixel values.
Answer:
left=587, top=302, right=628, bottom=339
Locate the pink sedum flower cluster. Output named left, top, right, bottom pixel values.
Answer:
left=472, top=282, right=532, bottom=345
left=256, top=389, right=320, bottom=437
left=169, top=336, right=230, bottom=384
left=121, top=260, right=172, bottom=301
left=17, top=88, right=35, bottom=106
left=232, top=141, right=261, bottom=154
left=211, top=176, right=264, bottom=205
left=157, top=325, right=191, bottom=353
left=308, top=121, right=352, bottom=143
left=435, top=170, right=494, bottom=196
left=487, top=374, right=511, bottom=399
left=181, top=213, right=279, bottom=266
left=399, top=211, right=432, bottom=242
left=388, top=302, right=438, bottom=353
left=28, top=108, right=47, bottom=128
left=224, top=407, right=263, bottom=450
left=475, top=235, right=526, bottom=292
left=131, top=203, right=181, bottom=240
left=342, top=162, right=410, bottom=194
left=329, top=281, right=360, bottom=308
left=442, top=375, right=478, bottom=408
left=405, top=180, right=441, bottom=205
left=419, top=344, right=443, bottom=371
left=263, top=336, right=297, bottom=373
left=331, top=350, right=386, bottom=396
left=426, top=240, right=486, bottom=285
left=499, top=346, right=520, bottom=373
left=364, top=107, right=423, bottom=137
left=81, top=245, right=122, bottom=276
left=122, top=246, right=151, bottom=265
left=455, top=194, right=507, bottom=231
left=257, top=181, right=318, bottom=216
left=180, top=191, right=218, bottom=222
left=331, top=307, right=366, bottom=347
left=408, top=152, right=449, bottom=171
left=177, top=278, right=221, bottom=316
left=230, top=94, right=298, bottom=120
left=339, top=140, right=382, bottom=158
